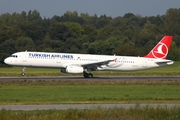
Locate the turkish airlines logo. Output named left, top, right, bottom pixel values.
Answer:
left=152, top=42, right=168, bottom=59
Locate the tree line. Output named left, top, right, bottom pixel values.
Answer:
left=0, top=8, right=180, bottom=66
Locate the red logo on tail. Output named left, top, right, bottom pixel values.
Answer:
left=152, top=42, right=168, bottom=59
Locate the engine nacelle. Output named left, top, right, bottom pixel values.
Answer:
left=60, top=66, right=84, bottom=74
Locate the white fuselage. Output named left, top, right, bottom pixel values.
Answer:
left=4, top=52, right=173, bottom=72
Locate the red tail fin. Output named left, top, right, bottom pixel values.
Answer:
left=144, top=36, right=173, bottom=59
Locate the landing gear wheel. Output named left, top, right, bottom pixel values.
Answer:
left=88, top=73, right=93, bottom=78
left=83, top=72, right=93, bottom=78
left=21, top=72, right=25, bottom=76
left=83, top=73, right=89, bottom=78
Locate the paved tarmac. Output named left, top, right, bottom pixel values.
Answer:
left=1, top=104, right=180, bottom=110
left=0, top=76, right=180, bottom=81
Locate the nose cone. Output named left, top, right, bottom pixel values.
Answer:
left=4, top=58, right=10, bottom=65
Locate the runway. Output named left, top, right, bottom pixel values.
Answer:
left=1, top=104, right=180, bottom=110
left=0, top=76, right=180, bottom=81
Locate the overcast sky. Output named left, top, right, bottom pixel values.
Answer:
left=0, top=0, right=179, bottom=18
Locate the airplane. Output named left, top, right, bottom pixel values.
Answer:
left=4, top=36, right=174, bottom=78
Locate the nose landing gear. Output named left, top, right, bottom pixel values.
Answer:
left=21, top=67, right=26, bottom=76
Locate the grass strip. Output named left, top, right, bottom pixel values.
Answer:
left=0, top=106, right=180, bottom=120
left=0, top=80, right=180, bottom=104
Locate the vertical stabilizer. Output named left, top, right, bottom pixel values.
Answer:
left=144, top=36, right=172, bottom=59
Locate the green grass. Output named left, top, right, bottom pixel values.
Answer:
left=1, top=106, right=180, bottom=120
left=0, top=80, right=180, bottom=104
left=1, top=61, right=180, bottom=76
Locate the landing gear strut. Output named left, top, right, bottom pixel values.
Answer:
left=83, top=72, right=93, bottom=78
left=21, top=67, right=26, bottom=76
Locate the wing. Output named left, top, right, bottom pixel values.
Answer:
left=81, top=60, right=113, bottom=66
left=80, top=59, right=116, bottom=70
left=62, top=58, right=117, bottom=71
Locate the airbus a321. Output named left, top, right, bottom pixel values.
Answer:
left=4, top=36, right=174, bottom=78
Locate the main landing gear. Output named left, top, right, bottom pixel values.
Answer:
left=83, top=72, right=93, bottom=78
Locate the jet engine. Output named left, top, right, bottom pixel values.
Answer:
left=60, top=66, right=84, bottom=73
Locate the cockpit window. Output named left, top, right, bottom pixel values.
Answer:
left=10, top=55, right=18, bottom=58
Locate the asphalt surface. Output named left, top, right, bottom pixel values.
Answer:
left=1, top=104, right=180, bottom=110
left=0, top=76, right=180, bottom=81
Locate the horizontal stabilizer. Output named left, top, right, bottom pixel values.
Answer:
left=155, top=60, right=174, bottom=66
